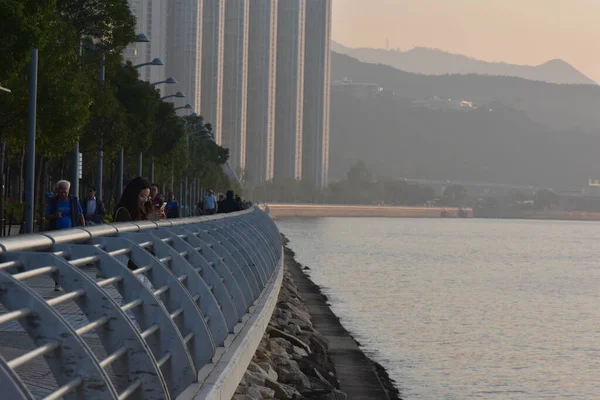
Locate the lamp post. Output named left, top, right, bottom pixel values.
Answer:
left=174, top=104, right=193, bottom=112
left=133, top=58, right=164, bottom=69
left=74, top=33, right=150, bottom=201
left=150, top=76, right=177, bottom=86
left=160, top=91, right=185, bottom=101
left=25, top=49, right=38, bottom=233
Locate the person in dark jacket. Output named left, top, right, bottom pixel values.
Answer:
left=218, top=190, right=242, bottom=214
left=114, top=177, right=159, bottom=223
left=165, top=192, right=180, bottom=219
left=45, top=180, right=85, bottom=291
left=81, top=185, right=106, bottom=225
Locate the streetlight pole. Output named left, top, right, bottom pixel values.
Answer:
left=149, top=155, right=155, bottom=183
left=117, top=148, right=124, bottom=199
left=97, top=52, right=105, bottom=201
left=137, top=153, right=143, bottom=177
left=25, top=49, right=38, bottom=233
left=72, top=142, right=79, bottom=198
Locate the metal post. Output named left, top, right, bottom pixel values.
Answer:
left=149, top=156, right=155, bottom=183
left=191, top=180, right=196, bottom=215
left=184, top=177, right=189, bottom=217
left=117, top=148, right=124, bottom=199
left=97, top=52, right=105, bottom=201
left=72, top=141, right=79, bottom=198
left=178, top=182, right=183, bottom=216
left=137, top=153, right=143, bottom=177
left=25, top=49, right=38, bottom=233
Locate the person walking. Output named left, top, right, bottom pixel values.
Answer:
left=203, top=189, right=218, bottom=215
left=165, top=192, right=180, bottom=219
left=45, top=180, right=85, bottom=291
left=218, top=190, right=242, bottom=214
left=81, top=185, right=106, bottom=226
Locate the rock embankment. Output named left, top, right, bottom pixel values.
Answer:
left=233, top=263, right=347, bottom=400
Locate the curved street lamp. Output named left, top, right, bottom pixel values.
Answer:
left=136, top=33, right=150, bottom=43
left=161, top=91, right=185, bottom=101
left=174, top=104, right=193, bottom=111
left=133, top=57, right=164, bottom=69
left=150, top=76, right=177, bottom=86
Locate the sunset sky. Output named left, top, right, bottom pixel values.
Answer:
left=332, top=0, right=600, bottom=83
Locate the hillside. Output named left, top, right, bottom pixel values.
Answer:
left=329, top=93, right=600, bottom=190
left=331, top=41, right=597, bottom=85
left=331, top=52, right=600, bottom=132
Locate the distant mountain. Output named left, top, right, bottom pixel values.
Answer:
left=331, top=51, right=600, bottom=132
left=328, top=52, right=600, bottom=189
left=331, top=41, right=597, bottom=85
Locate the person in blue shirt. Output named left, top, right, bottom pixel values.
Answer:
left=203, top=189, right=218, bottom=215
left=46, top=180, right=85, bottom=291
left=165, top=192, right=180, bottom=219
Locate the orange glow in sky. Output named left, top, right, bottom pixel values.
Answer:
left=332, top=0, right=600, bottom=83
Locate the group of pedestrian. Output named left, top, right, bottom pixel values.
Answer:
left=199, top=189, right=251, bottom=215
left=45, top=177, right=251, bottom=291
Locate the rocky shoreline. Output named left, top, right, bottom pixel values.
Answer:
left=233, top=236, right=401, bottom=400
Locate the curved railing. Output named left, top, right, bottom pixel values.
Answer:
left=0, top=208, right=282, bottom=400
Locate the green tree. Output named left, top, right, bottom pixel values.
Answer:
left=442, top=184, right=467, bottom=206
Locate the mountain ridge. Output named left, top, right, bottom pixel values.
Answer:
left=331, top=41, right=596, bottom=85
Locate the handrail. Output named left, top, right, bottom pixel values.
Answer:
left=0, top=208, right=282, bottom=400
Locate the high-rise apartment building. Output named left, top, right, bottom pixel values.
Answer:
left=125, top=0, right=168, bottom=85
left=200, top=0, right=225, bottom=141
left=221, top=0, right=249, bottom=175
left=273, top=0, right=306, bottom=181
left=165, top=0, right=202, bottom=111
left=246, top=0, right=278, bottom=185
left=302, top=0, right=332, bottom=189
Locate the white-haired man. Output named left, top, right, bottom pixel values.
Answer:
left=45, top=180, right=85, bottom=290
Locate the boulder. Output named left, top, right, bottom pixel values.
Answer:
left=264, top=376, right=301, bottom=400
left=267, top=326, right=312, bottom=354
left=258, top=362, right=279, bottom=381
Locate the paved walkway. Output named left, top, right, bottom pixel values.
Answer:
left=285, top=248, right=400, bottom=400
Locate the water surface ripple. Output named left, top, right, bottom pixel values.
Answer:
left=276, top=218, right=600, bottom=399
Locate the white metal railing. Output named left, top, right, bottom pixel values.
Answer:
left=0, top=208, right=282, bottom=400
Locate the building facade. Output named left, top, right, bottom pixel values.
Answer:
left=165, top=0, right=202, bottom=111
left=200, top=0, right=225, bottom=141
left=273, top=0, right=306, bottom=181
left=221, top=0, right=249, bottom=175
left=302, top=0, right=332, bottom=189
left=125, top=0, right=169, bottom=86
left=246, top=0, right=278, bottom=185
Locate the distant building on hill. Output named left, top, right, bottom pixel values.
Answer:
left=332, top=78, right=383, bottom=99
left=412, top=96, right=477, bottom=111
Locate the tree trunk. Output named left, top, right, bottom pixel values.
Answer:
left=18, top=145, right=24, bottom=204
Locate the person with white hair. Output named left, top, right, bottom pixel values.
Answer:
left=46, top=180, right=85, bottom=290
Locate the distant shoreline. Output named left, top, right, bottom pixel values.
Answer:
left=264, top=204, right=600, bottom=222
left=265, top=203, right=473, bottom=218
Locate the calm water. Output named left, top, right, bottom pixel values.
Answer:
left=276, top=218, right=600, bottom=399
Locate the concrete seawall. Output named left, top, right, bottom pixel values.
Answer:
left=233, top=236, right=401, bottom=399
left=266, top=204, right=473, bottom=219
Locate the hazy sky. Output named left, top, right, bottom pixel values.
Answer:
left=332, top=0, right=600, bottom=82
